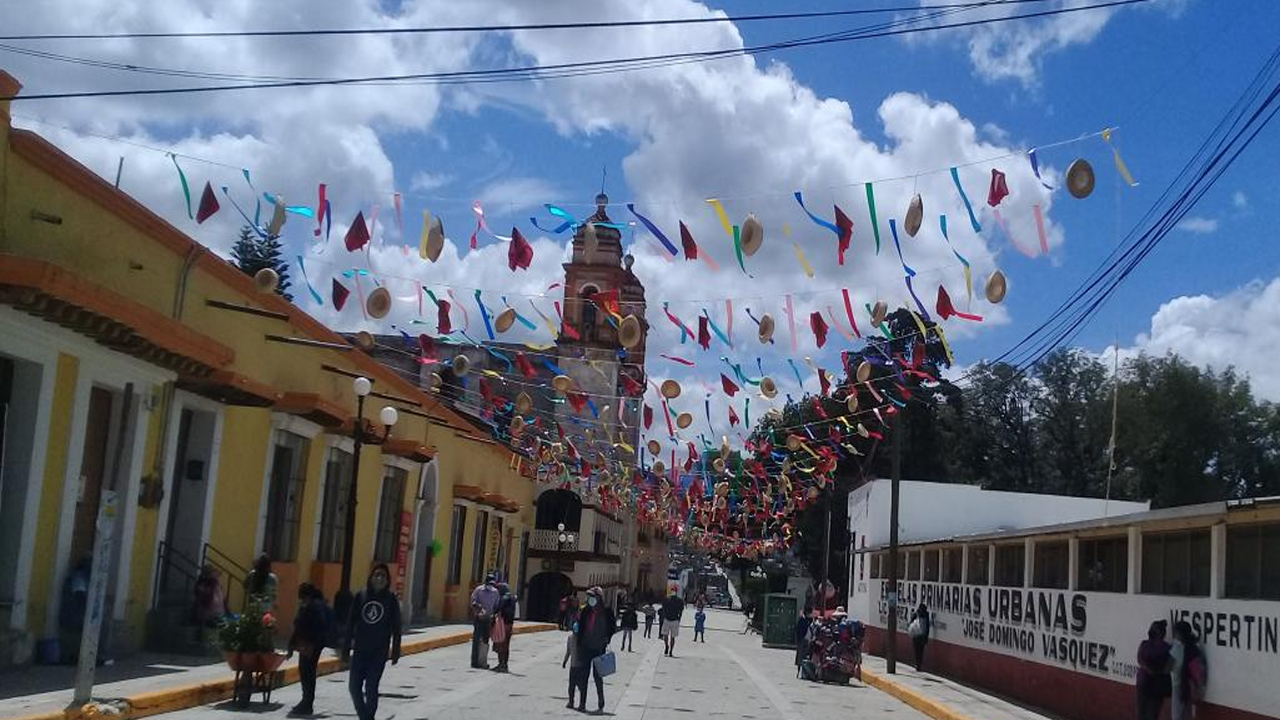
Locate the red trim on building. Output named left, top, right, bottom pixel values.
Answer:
left=864, top=627, right=1268, bottom=720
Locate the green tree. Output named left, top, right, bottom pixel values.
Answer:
left=1032, top=348, right=1112, bottom=497
left=230, top=226, right=293, bottom=302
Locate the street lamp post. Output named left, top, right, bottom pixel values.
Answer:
left=557, top=522, right=577, bottom=552
left=338, top=376, right=398, bottom=661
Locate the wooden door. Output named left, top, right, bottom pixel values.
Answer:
left=70, top=387, right=113, bottom=565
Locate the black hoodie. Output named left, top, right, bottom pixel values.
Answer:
left=347, top=565, right=402, bottom=660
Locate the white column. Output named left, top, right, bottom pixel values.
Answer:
left=1024, top=538, right=1035, bottom=588
left=987, top=545, right=995, bottom=586
left=1127, top=527, right=1141, bottom=594
left=1068, top=537, right=1080, bottom=591
left=1210, top=523, right=1227, bottom=599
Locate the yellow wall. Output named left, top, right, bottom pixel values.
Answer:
left=26, top=353, right=78, bottom=634
left=208, top=407, right=272, bottom=564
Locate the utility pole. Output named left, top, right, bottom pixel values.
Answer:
left=886, top=409, right=902, bottom=674
left=338, top=390, right=366, bottom=663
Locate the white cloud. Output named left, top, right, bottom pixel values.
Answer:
left=1232, top=190, right=1250, bottom=211
left=476, top=177, right=565, bottom=214
left=410, top=171, right=453, bottom=193
left=1112, top=278, right=1280, bottom=401
left=1176, top=216, right=1219, bottom=235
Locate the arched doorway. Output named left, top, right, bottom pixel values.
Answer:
left=526, top=571, right=573, bottom=623
left=535, top=488, right=582, bottom=532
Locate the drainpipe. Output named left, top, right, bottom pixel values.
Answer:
left=150, top=247, right=202, bottom=483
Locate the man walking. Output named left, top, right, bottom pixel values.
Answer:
left=346, top=564, right=401, bottom=720
left=660, top=591, right=685, bottom=657
left=470, top=573, right=500, bottom=669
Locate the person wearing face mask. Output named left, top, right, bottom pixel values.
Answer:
left=346, top=564, right=401, bottom=720
left=569, top=586, right=615, bottom=713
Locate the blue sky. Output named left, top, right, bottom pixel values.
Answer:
left=7, top=0, right=1280, bottom=409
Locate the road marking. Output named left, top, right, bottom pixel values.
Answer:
left=613, top=643, right=663, bottom=720
left=720, top=645, right=802, bottom=720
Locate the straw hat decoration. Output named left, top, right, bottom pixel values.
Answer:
left=509, top=415, right=525, bottom=436
left=515, top=391, right=533, bottom=415
left=647, top=439, right=661, bottom=456
left=1066, top=159, right=1096, bottom=199
left=552, top=374, right=574, bottom=394
left=651, top=460, right=666, bottom=477
left=618, top=314, right=643, bottom=349
left=422, top=212, right=446, bottom=262
left=366, top=287, right=392, bottom=319
left=759, top=376, right=778, bottom=399
left=786, top=434, right=803, bottom=452
left=676, top=412, right=693, bottom=430
left=985, top=270, right=1008, bottom=304
left=451, top=353, right=471, bottom=376
left=660, top=379, right=682, bottom=399
left=870, top=301, right=889, bottom=327
left=905, top=194, right=924, bottom=237
left=354, top=330, right=375, bottom=351
left=253, top=267, right=279, bottom=293
left=712, top=457, right=726, bottom=473
left=494, top=306, right=517, bottom=334
left=855, top=360, right=872, bottom=384
left=757, top=313, right=776, bottom=344
left=846, top=392, right=859, bottom=413
left=739, top=213, right=765, bottom=256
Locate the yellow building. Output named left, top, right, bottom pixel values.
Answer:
left=0, top=70, right=534, bottom=667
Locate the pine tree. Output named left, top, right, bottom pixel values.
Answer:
left=230, top=226, right=293, bottom=302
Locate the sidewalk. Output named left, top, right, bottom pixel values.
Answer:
left=2, top=622, right=553, bottom=720
left=860, top=653, right=1061, bottom=720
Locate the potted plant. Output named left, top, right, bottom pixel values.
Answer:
left=217, top=598, right=284, bottom=673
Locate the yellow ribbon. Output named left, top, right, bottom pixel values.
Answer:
left=792, top=242, right=815, bottom=278
left=705, top=198, right=735, bottom=239
left=933, top=322, right=956, bottom=365
left=1102, top=128, right=1138, bottom=187
left=909, top=309, right=929, bottom=340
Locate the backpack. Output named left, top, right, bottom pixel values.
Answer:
left=1186, top=652, right=1207, bottom=702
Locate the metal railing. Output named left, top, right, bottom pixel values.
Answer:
left=153, top=541, right=201, bottom=609
left=201, top=542, right=249, bottom=613
left=529, top=528, right=584, bottom=552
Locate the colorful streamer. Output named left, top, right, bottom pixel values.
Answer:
left=295, top=255, right=324, bottom=306
left=792, top=242, right=815, bottom=278
left=1033, top=204, right=1050, bottom=255
left=627, top=204, right=680, bottom=256
left=220, top=186, right=265, bottom=238
left=1102, top=128, right=1138, bottom=186
left=731, top=224, right=748, bottom=274
left=529, top=300, right=559, bottom=338
left=992, top=208, right=1038, bottom=258
left=794, top=191, right=850, bottom=265
left=787, top=358, right=804, bottom=388
left=314, top=184, right=327, bottom=237
left=950, top=166, right=982, bottom=233
left=661, top=355, right=696, bottom=366
left=840, top=289, right=863, bottom=339
left=705, top=198, right=735, bottom=240
left=1028, top=149, right=1053, bottom=190
left=938, top=215, right=973, bottom=304
left=475, top=290, right=495, bottom=340
left=725, top=299, right=734, bottom=344
left=393, top=192, right=403, bottom=234
left=703, top=310, right=732, bottom=347
left=864, top=183, right=882, bottom=254
left=784, top=294, right=797, bottom=354
left=501, top=297, right=538, bottom=331
left=663, top=303, right=696, bottom=342
left=169, top=154, right=193, bottom=220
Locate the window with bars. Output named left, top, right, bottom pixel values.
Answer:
left=1142, top=529, right=1211, bottom=597
left=1078, top=536, right=1129, bottom=592
left=446, top=505, right=466, bottom=585
left=907, top=551, right=921, bottom=581
left=470, top=510, right=490, bottom=584
left=967, top=545, right=990, bottom=585
left=994, top=544, right=1025, bottom=587
left=262, top=431, right=309, bottom=562
left=943, top=548, right=963, bottom=584
left=374, top=466, right=408, bottom=562
left=1033, top=541, right=1070, bottom=589
left=923, top=550, right=940, bottom=582
left=316, top=447, right=353, bottom=563
left=1225, top=523, right=1280, bottom=600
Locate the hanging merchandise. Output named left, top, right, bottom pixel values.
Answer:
left=756, top=313, right=776, bottom=344
left=904, top=193, right=924, bottom=237
left=452, top=353, right=471, bottom=377
left=253, top=268, right=278, bottom=293
left=661, top=379, right=682, bottom=400
left=739, top=213, right=765, bottom=256
left=985, top=270, right=1009, bottom=304
left=676, top=412, right=694, bottom=430
left=345, top=211, right=371, bottom=251
left=367, top=286, right=392, bottom=319
left=809, top=312, right=830, bottom=349
left=508, top=227, right=534, bottom=271
left=420, top=211, right=445, bottom=262
left=495, top=307, right=517, bottom=334
left=332, top=278, right=351, bottom=311
left=619, top=315, right=643, bottom=349
left=195, top=182, right=220, bottom=224
left=987, top=168, right=1010, bottom=207
left=870, top=300, right=888, bottom=327
left=1102, top=128, right=1139, bottom=187
left=266, top=194, right=287, bottom=236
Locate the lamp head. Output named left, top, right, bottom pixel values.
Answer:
left=379, top=406, right=399, bottom=427
left=353, top=376, right=372, bottom=397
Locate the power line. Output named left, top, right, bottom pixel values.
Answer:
left=3, top=0, right=1150, bottom=101
left=0, top=1, right=1056, bottom=41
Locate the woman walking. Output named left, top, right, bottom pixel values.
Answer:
left=1136, top=620, right=1172, bottom=720
left=1171, top=620, right=1207, bottom=720
left=288, top=584, right=329, bottom=716
left=491, top=582, right=517, bottom=672
left=568, top=586, right=615, bottom=714
left=642, top=602, right=656, bottom=638
left=619, top=601, right=638, bottom=652
left=909, top=603, right=931, bottom=671
left=347, top=564, right=401, bottom=720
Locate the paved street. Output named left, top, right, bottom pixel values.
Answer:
left=154, top=608, right=929, bottom=720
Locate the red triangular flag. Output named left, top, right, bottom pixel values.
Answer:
left=721, top=374, right=740, bottom=397
left=729, top=405, right=740, bottom=427
left=810, top=311, right=829, bottom=348
left=679, top=221, right=698, bottom=260
left=819, top=369, right=832, bottom=396
left=332, top=278, right=350, bottom=310
left=195, top=181, right=220, bottom=224
left=643, top=404, right=653, bottom=429
left=508, top=227, right=533, bottom=271
left=698, top=316, right=711, bottom=350
left=345, top=211, right=371, bottom=251
left=567, top=391, right=587, bottom=413
left=437, top=299, right=453, bottom=335
left=987, top=168, right=1010, bottom=207
left=834, top=205, right=854, bottom=266
left=936, top=285, right=984, bottom=322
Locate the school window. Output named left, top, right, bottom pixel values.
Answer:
left=923, top=550, right=940, bottom=582
left=943, top=548, right=963, bottom=584
left=994, top=544, right=1025, bottom=587
left=1141, top=529, right=1211, bottom=597
left=1033, top=541, right=1069, bottom=590
left=315, top=447, right=353, bottom=563
left=471, top=510, right=490, bottom=584
left=262, top=431, right=309, bottom=562
left=373, top=466, right=408, bottom=562
left=1078, top=536, right=1128, bottom=592
left=870, top=553, right=882, bottom=580
left=967, top=545, right=990, bottom=585
left=907, top=551, right=922, bottom=580
left=446, top=505, right=466, bottom=585
left=1225, top=522, right=1280, bottom=600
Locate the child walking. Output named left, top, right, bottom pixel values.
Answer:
left=694, top=607, right=707, bottom=643
left=642, top=603, right=656, bottom=638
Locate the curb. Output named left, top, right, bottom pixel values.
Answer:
left=12, top=623, right=556, bottom=720
left=861, top=667, right=975, bottom=720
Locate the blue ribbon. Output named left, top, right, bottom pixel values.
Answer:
left=1028, top=149, right=1053, bottom=190
left=627, top=204, right=680, bottom=256
left=787, top=358, right=804, bottom=388
left=475, top=290, right=496, bottom=340
left=220, top=186, right=266, bottom=238
left=485, top=347, right=514, bottom=373
left=294, top=255, right=324, bottom=306
left=950, top=167, right=981, bottom=233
